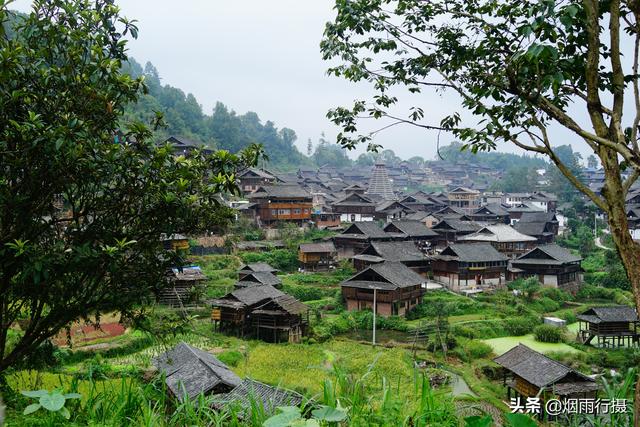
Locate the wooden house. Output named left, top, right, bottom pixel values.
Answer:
left=165, top=136, right=213, bottom=156
left=494, top=344, right=599, bottom=417
left=383, top=220, right=440, bottom=252
left=341, top=262, right=426, bottom=317
left=298, top=241, right=337, bottom=271
left=431, top=243, right=508, bottom=293
left=352, top=241, right=429, bottom=275
left=234, top=271, right=282, bottom=289
left=431, top=218, right=482, bottom=248
left=311, top=211, right=341, bottom=229
left=238, top=263, right=279, bottom=279
left=508, top=244, right=583, bottom=292
left=159, top=266, right=206, bottom=307
left=373, top=200, right=414, bottom=221
left=577, top=306, right=639, bottom=348
left=459, top=224, right=537, bottom=258
left=513, top=211, right=559, bottom=243
left=161, top=233, right=190, bottom=252
left=237, top=168, right=279, bottom=194
left=333, top=221, right=403, bottom=258
left=246, top=184, right=312, bottom=227
left=447, top=187, right=480, bottom=214
left=211, top=286, right=308, bottom=342
left=468, top=204, right=510, bottom=224
left=153, top=342, right=241, bottom=401
left=330, top=192, right=377, bottom=222
left=251, top=294, right=309, bottom=343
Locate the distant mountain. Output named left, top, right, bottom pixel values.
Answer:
left=121, top=59, right=311, bottom=170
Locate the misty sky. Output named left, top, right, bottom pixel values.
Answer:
left=10, top=0, right=628, bottom=163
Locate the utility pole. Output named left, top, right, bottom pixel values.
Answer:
left=594, top=211, right=597, bottom=238
left=372, top=287, right=377, bottom=346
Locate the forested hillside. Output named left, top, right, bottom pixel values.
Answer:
left=122, top=59, right=311, bottom=170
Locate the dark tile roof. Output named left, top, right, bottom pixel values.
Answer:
left=494, top=344, right=593, bottom=389
left=247, top=184, right=311, bottom=199
left=516, top=244, right=581, bottom=264
left=153, top=342, right=241, bottom=401
left=299, top=242, right=337, bottom=253
left=238, top=263, right=277, bottom=273
left=342, top=261, right=425, bottom=290
left=365, top=241, right=426, bottom=262
left=170, top=266, right=206, bottom=282
left=254, top=294, right=309, bottom=316
left=519, top=211, right=558, bottom=223
left=438, top=243, right=509, bottom=262
left=214, top=285, right=285, bottom=307
left=460, top=225, right=537, bottom=243
left=384, top=220, right=439, bottom=237
left=240, top=271, right=282, bottom=287
left=213, top=378, right=304, bottom=415
left=237, top=168, right=277, bottom=180
left=513, top=221, right=549, bottom=237
left=577, top=306, right=639, bottom=323
left=339, top=222, right=388, bottom=238
left=432, top=218, right=481, bottom=233
left=472, top=203, right=509, bottom=216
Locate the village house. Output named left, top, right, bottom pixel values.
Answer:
left=246, top=184, right=313, bottom=227
left=341, top=262, right=426, bottom=317
left=238, top=263, right=278, bottom=279
left=165, top=135, right=214, bottom=156
left=161, top=233, right=190, bottom=252
left=374, top=200, right=414, bottom=221
left=431, top=218, right=482, bottom=249
left=330, top=192, right=377, bottom=222
left=333, top=221, right=404, bottom=258
left=468, top=204, right=510, bottom=224
left=352, top=241, right=429, bottom=274
left=298, top=241, right=338, bottom=271
left=236, top=167, right=280, bottom=194
left=508, top=244, right=583, bottom=292
left=494, top=344, right=599, bottom=417
left=159, top=266, right=206, bottom=308
left=310, top=211, right=341, bottom=229
left=447, top=187, right=480, bottom=214
left=431, top=243, right=509, bottom=294
left=234, top=271, right=282, bottom=289
left=577, top=306, right=639, bottom=348
left=153, top=341, right=242, bottom=402
left=383, top=220, right=440, bottom=252
left=513, top=211, right=560, bottom=243
left=211, top=285, right=309, bottom=342
left=459, top=224, right=538, bottom=258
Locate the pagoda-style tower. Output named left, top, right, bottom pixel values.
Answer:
left=366, top=161, right=395, bottom=200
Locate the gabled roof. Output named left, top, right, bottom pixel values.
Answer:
left=170, top=266, right=206, bottom=282
left=338, top=221, right=388, bottom=238
left=448, top=186, right=480, bottom=194
left=513, top=221, right=551, bottom=237
left=342, top=261, right=425, bottom=290
left=213, top=378, right=304, bottom=415
left=332, top=192, right=375, bottom=206
left=237, top=168, right=277, bottom=180
left=515, top=244, right=581, bottom=264
left=240, top=271, right=282, bottom=287
left=375, top=200, right=412, bottom=213
left=472, top=203, right=509, bottom=217
left=383, top=220, right=439, bottom=237
left=460, top=225, right=537, bottom=243
left=433, top=206, right=466, bottom=216
left=253, top=294, right=309, bottom=316
left=213, top=285, right=285, bottom=308
left=432, top=218, right=481, bottom=233
left=362, top=241, right=426, bottom=262
left=577, top=306, right=639, bottom=323
left=153, top=342, right=241, bottom=401
left=299, top=241, right=337, bottom=253
left=247, top=184, right=311, bottom=199
left=165, top=135, right=210, bottom=150
left=238, top=263, right=278, bottom=273
left=437, top=243, right=509, bottom=263
left=519, top=211, right=558, bottom=223
left=494, top=344, right=594, bottom=389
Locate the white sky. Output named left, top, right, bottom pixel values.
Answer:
left=10, top=0, right=632, bottom=163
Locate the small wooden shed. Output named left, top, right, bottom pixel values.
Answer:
left=159, top=265, right=206, bottom=308
left=298, top=241, right=337, bottom=271
left=577, top=306, right=639, bottom=348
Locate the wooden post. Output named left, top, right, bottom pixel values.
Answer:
left=373, top=287, right=377, bottom=346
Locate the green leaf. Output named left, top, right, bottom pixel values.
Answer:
left=63, top=393, right=82, bottom=399
left=23, top=403, right=41, bottom=415
left=21, top=390, right=48, bottom=398
left=505, top=413, right=537, bottom=427
left=464, top=415, right=492, bottom=427
left=39, top=392, right=66, bottom=412
left=59, top=406, right=71, bottom=420
left=311, top=406, right=348, bottom=422
left=263, top=406, right=302, bottom=427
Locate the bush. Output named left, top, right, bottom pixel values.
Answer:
left=218, top=350, right=243, bottom=367
left=538, top=287, right=572, bottom=302
left=533, top=324, right=564, bottom=343
left=504, top=318, right=536, bottom=336
left=239, top=249, right=299, bottom=272
left=465, top=340, right=493, bottom=359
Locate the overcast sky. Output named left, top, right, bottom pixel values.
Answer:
left=11, top=0, right=625, bottom=163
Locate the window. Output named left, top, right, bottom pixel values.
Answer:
left=303, top=208, right=309, bottom=214
left=293, top=208, right=301, bottom=214
left=278, top=209, right=290, bottom=215
left=271, top=209, right=277, bottom=216
left=350, top=214, right=356, bottom=221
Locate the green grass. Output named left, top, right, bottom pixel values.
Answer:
left=482, top=334, right=582, bottom=355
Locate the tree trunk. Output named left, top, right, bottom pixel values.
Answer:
left=601, top=152, right=640, bottom=424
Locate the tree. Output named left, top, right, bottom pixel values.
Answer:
left=496, top=167, right=540, bottom=193
left=587, top=154, right=599, bottom=169
left=0, top=1, right=261, bottom=372
left=322, top=1, right=640, bottom=414
left=307, top=138, right=313, bottom=157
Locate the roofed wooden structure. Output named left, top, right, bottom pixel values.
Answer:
left=298, top=241, right=337, bottom=271
left=213, top=378, right=304, bottom=416
left=577, top=306, right=639, bottom=348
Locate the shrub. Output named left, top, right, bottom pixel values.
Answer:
left=504, top=318, right=536, bottom=336
left=239, top=249, right=298, bottom=272
left=217, top=350, right=243, bottom=367
left=538, top=287, right=572, bottom=302
left=533, top=324, right=564, bottom=343
left=464, top=340, right=493, bottom=359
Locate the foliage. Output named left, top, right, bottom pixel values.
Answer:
left=491, top=166, right=540, bottom=192
left=457, top=340, right=494, bottom=361
left=123, top=60, right=310, bottom=170
left=439, top=142, right=546, bottom=172
left=0, top=0, right=262, bottom=373
left=21, top=389, right=81, bottom=421
left=311, top=133, right=352, bottom=168
left=263, top=405, right=347, bottom=427
left=239, top=249, right=299, bottom=272
left=217, top=350, right=244, bottom=368
left=533, top=325, right=564, bottom=343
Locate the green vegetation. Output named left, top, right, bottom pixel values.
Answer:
left=533, top=325, right=565, bottom=343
